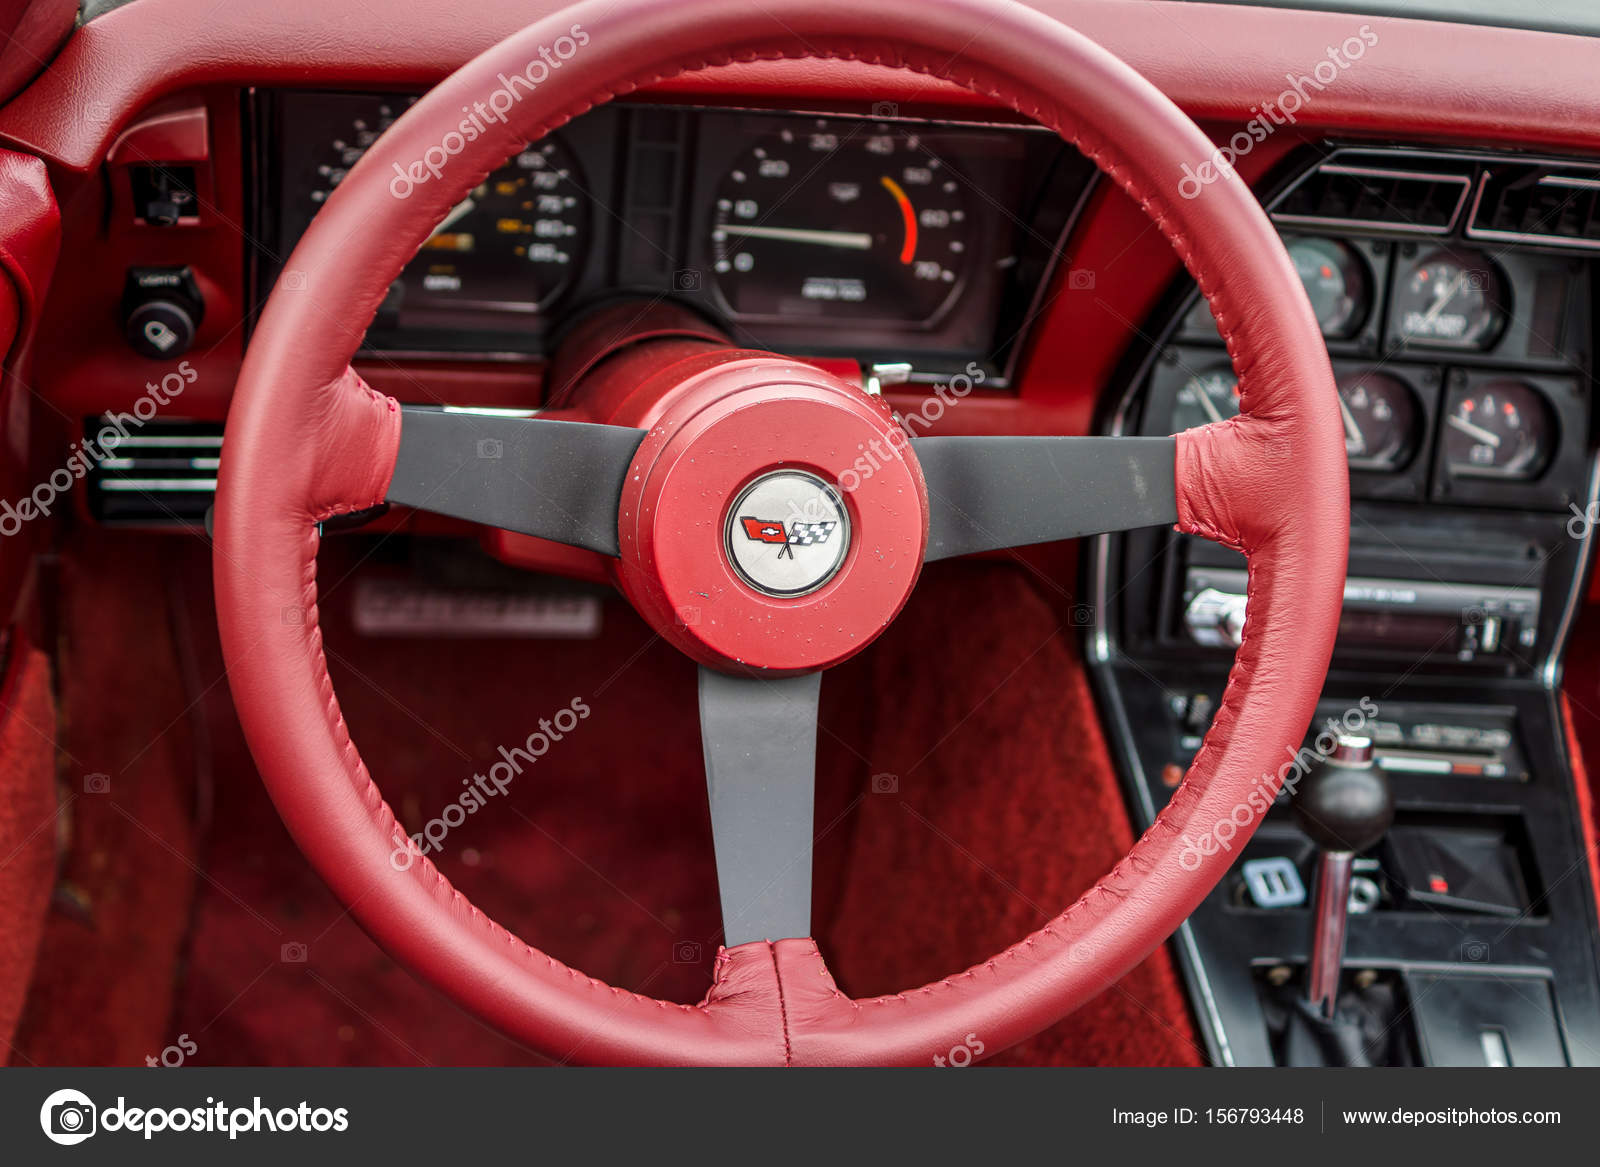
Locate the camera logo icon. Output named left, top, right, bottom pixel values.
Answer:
left=40, top=1088, right=97, bottom=1146
left=673, top=940, right=702, bottom=963
left=673, top=269, right=702, bottom=292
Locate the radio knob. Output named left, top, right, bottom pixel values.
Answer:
left=1184, top=586, right=1247, bottom=648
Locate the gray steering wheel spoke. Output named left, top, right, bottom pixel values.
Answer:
left=915, top=434, right=1178, bottom=561
left=698, top=667, right=822, bottom=947
left=384, top=406, right=645, bottom=556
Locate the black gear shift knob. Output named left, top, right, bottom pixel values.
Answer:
left=1291, top=736, right=1393, bottom=854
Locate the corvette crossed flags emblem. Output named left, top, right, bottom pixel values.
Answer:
left=739, top=516, right=839, bottom=559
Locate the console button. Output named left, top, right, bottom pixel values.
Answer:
left=122, top=266, right=204, bottom=359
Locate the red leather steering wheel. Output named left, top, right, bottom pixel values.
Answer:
left=215, top=0, right=1348, bottom=1065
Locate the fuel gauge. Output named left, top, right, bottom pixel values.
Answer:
left=1443, top=380, right=1553, bottom=480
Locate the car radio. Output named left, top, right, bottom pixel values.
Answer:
left=1181, top=565, right=1540, bottom=663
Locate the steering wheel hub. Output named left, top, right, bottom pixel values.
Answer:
left=608, top=350, right=927, bottom=674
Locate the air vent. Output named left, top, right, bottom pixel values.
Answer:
left=1272, top=160, right=1472, bottom=234
left=1467, top=162, right=1600, bottom=250
left=83, top=416, right=221, bottom=524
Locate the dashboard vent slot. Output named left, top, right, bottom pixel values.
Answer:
left=1467, top=162, right=1600, bottom=250
left=1271, top=160, right=1472, bottom=234
left=83, top=416, right=221, bottom=525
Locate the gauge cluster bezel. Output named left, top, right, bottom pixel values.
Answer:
left=674, top=108, right=1077, bottom=378
left=1382, top=243, right=1588, bottom=370
left=1150, top=145, right=1595, bottom=516
left=250, top=91, right=1093, bottom=384
left=256, top=91, right=626, bottom=358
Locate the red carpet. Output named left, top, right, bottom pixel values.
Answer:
left=11, top=532, right=199, bottom=1066
left=0, top=641, right=56, bottom=1063
left=14, top=529, right=1201, bottom=1066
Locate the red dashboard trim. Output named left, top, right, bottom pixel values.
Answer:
left=7, top=1, right=1600, bottom=175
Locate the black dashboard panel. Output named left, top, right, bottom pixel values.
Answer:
left=254, top=93, right=1092, bottom=384
left=1089, top=143, right=1600, bottom=1065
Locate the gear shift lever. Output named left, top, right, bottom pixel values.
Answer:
left=1291, top=734, right=1394, bottom=1020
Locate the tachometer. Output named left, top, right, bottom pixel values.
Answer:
left=309, top=103, right=589, bottom=315
left=710, top=120, right=969, bottom=323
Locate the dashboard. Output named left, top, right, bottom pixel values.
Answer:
left=253, top=94, right=1093, bottom=384
left=0, top=0, right=1598, bottom=1071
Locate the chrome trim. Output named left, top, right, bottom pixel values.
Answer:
left=1306, top=851, right=1355, bottom=1020
left=99, top=478, right=218, bottom=492
left=1542, top=452, right=1600, bottom=689
left=1319, top=162, right=1473, bottom=185
left=99, top=457, right=219, bottom=471
left=99, top=434, right=223, bottom=449
left=439, top=404, right=542, bottom=418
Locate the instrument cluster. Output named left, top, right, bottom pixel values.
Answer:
left=258, top=93, right=1091, bottom=383
left=1149, top=227, right=1591, bottom=512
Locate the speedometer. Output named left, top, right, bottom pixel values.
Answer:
left=308, top=101, right=590, bottom=316
left=710, top=120, right=969, bottom=324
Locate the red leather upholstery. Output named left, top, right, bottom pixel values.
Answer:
left=0, top=0, right=73, bottom=110
left=214, top=0, right=1346, bottom=1064
left=0, top=148, right=58, bottom=622
left=12, top=1, right=1600, bottom=172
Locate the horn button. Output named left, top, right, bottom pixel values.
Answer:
left=612, top=354, right=928, bottom=674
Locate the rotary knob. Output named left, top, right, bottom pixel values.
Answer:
left=122, top=266, right=205, bottom=360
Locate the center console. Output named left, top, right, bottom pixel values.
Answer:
left=1088, top=145, right=1600, bottom=1066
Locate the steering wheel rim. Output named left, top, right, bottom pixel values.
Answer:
left=215, top=0, right=1348, bottom=1065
